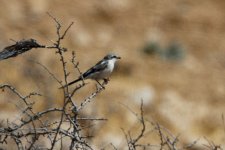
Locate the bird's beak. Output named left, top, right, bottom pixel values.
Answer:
left=116, top=56, right=121, bottom=59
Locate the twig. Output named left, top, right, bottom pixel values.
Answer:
left=77, top=84, right=106, bottom=111
left=121, top=100, right=148, bottom=150
left=32, top=60, right=62, bottom=85
left=0, top=84, right=41, bottom=105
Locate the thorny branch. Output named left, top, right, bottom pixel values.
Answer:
left=0, top=13, right=107, bottom=150
left=46, top=12, right=74, bottom=150
left=0, top=84, right=41, bottom=106
left=120, top=100, right=206, bottom=150
left=122, top=100, right=146, bottom=150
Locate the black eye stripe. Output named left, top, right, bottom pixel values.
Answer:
left=104, top=54, right=119, bottom=59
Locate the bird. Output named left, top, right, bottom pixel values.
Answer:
left=60, top=53, right=121, bottom=88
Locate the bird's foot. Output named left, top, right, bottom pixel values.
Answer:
left=103, top=78, right=110, bottom=84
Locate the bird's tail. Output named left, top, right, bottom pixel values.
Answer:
left=59, top=78, right=81, bottom=89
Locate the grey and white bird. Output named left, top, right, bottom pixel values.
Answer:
left=60, top=53, right=121, bottom=88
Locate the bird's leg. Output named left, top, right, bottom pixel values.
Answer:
left=95, top=80, right=105, bottom=89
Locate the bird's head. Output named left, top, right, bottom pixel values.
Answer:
left=104, top=53, right=121, bottom=61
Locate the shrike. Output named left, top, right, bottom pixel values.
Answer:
left=60, top=53, right=121, bottom=88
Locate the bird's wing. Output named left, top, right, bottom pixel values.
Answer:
left=82, top=59, right=108, bottom=78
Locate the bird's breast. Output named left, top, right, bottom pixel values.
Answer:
left=96, top=60, right=115, bottom=79
left=106, top=60, right=115, bottom=72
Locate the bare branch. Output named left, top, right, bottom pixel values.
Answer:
left=32, top=60, right=62, bottom=85
left=77, top=83, right=106, bottom=112
left=131, top=100, right=145, bottom=145
left=121, top=100, right=149, bottom=150
left=0, top=84, right=41, bottom=105
left=61, top=22, right=74, bottom=39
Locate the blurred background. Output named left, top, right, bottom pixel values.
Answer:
left=0, top=0, right=225, bottom=149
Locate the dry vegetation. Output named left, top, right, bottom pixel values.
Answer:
left=0, top=0, right=225, bottom=149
